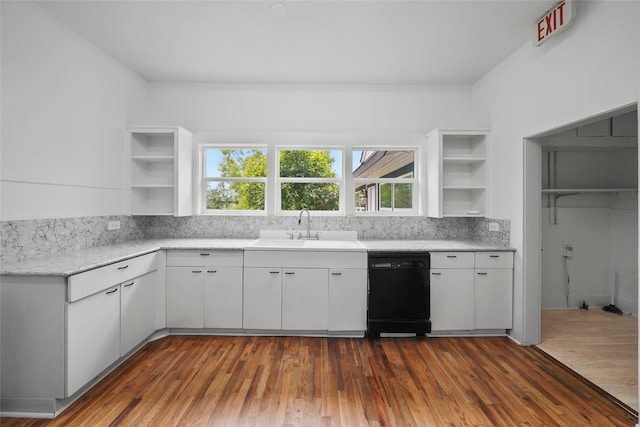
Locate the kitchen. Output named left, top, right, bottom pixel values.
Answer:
left=1, top=0, right=638, bottom=424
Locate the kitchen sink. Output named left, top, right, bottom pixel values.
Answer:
left=245, top=230, right=364, bottom=251
left=246, top=239, right=305, bottom=248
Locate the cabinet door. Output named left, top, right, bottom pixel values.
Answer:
left=475, top=269, right=513, bottom=329
left=328, top=269, right=367, bottom=331
left=243, top=268, right=282, bottom=330
left=67, top=286, right=120, bottom=396
left=282, top=268, right=328, bottom=330
left=429, top=269, right=474, bottom=331
left=204, top=266, right=243, bottom=329
left=121, top=271, right=156, bottom=356
left=166, top=267, right=205, bottom=328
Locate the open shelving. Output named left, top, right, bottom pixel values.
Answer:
left=426, top=129, right=489, bottom=218
left=128, top=127, right=193, bottom=216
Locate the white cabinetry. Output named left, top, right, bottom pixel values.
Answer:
left=282, top=268, right=328, bottom=330
left=426, top=129, right=488, bottom=217
left=129, top=126, right=192, bottom=216
left=67, top=284, right=121, bottom=396
left=205, top=267, right=244, bottom=329
left=121, top=272, right=157, bottom=356
left=1, top=251, right=159, bottom=412
left=328, top=269, right=368, bottom=331
left=166, top=268, right=205, bottom=327
left=430, top=252, right=475, bottom=331
left=166, top=250, right=244, bottom=329
left=243, top=249, right=367, bottom=333
left=66, top=253, right=158, bottom=396
left=474, top=252, right=513, bottom=329
left=430, top=251, right=513, bottom=332
left=243, top=268, right=282, bottom=330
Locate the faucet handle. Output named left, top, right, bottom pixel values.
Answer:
left=286, top=232, right=295, bottom=240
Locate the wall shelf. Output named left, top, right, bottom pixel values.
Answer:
left=131, top=156, right=175, bottom=163
left=129, top=126, right=193, bottom=216
left=426, top=129, right=489, bottom=218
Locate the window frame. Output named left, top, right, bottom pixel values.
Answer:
left=275, top=146, right=345, bottom=216
left=352, top=147, right=420, bottom=216
left=196, top=139, right=422, bottom=217
left=200, top=145, right=269, bottom=215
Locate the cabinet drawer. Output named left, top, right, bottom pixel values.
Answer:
left=475, top=252, right=513, bottom=269
left=430, top=252, right=474, bottom=269
left=166, top=250, right=243, bottom=267
left=68, top=252, right=158, bottom=302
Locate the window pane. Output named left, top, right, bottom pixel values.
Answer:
left=380, top=183, right=392, bottom=209
left=206, top=181, right=265, bottom=210
left=279, top=150, right=342, bottom=178
left=205, top=149, right=267, bottom=178
left=281, top=183, right=340, bottom=211
left=354, top=182, right=413, bottom=211
left=394, top=183, right=413, bottom=209
left=352, top=150, right=414, bottom=178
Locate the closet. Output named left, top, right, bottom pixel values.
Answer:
left=540, top=110, right=638, bottom=314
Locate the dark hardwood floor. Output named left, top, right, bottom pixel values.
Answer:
left=3, top=335, right=637, bottom=426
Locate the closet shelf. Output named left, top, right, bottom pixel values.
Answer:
left=542, top=188, right=637, bottom=194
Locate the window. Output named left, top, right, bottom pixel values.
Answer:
left=277, top=149, right=343, bottom=212
left=202, top=148, right=267, bottom=212
left=199, top=142, right=420, bottom=216
left=353, top=149, right=416, bottom=213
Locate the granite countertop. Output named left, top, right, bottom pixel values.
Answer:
left=1, top=239, right=254, bottom=277
left=1, top=238, right=513, bottom=277
left=361, top=240, right=514, bottom=252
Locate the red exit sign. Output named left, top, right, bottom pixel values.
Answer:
left=535, top=0, right=575, bottom=46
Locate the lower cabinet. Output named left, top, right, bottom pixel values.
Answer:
left=430, top=268, right=475, bottom=331
left=166, top=267, right=205, bottom=327
left=430, top=251, right=513, bottom=332
left=475, top=268, right=513, bottom=329
left=205, top=267, right=243, bottom=329
left=166, top=250, right=244, bottom=329
left=328, top=269, right=367, bottom=331
left=474, top=252, right=514, bottom=330
left=243, top=267, right=282, bottom=330
left=67, top=269, right=158, bottom=396
left=67, top=285, right=121, bottom=396
left=282, top=268, right=328, bottom=330
left=121, top=271, right=157, bottom=356
left=243, top=250, right=368, bottom=333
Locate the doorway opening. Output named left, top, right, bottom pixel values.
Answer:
left=524, top=104, right=638, bottom=411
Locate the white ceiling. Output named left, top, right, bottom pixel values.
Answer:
left=36, top=0, right=555, bottom=85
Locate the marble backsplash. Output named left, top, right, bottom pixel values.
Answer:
left=1, top=215, right=145, bottom=262
left=1, top=215, right=510, bottom=261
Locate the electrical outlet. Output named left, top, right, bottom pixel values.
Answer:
left=489, top=222, right=500, bottom=232
left=562, top=244, right=573, bottom=258
left=107, top=220, right=121, bottom=231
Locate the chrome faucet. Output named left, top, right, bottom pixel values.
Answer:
left=297, top=208, right=311, bottom=239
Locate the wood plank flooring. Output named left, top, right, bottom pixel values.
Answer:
left=3, top=335, right=637, bottom=426
left=538, top=309, right=638, bottom=411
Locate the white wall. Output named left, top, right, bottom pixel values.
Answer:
left=145, top=82, right=472, bottom=133
left=471, top=0, right=639, bottom=344
left=0, top=1, right=148, bottom=221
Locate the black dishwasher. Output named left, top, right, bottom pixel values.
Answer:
left=366, top=252, right=430, bottom=337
